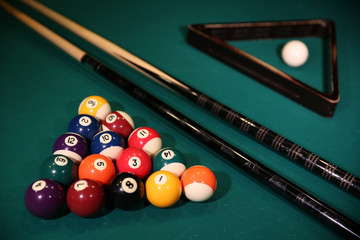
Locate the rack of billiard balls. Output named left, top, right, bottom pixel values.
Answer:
left=24, top=95, right=217, bottom=219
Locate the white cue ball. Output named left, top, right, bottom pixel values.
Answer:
left=281, top=40, right=309, bottom=67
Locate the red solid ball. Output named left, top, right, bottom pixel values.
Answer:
left=116, top=147, right=152, bottom=180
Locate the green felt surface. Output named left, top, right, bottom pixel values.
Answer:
left=0, top=0, right=359, bottom=239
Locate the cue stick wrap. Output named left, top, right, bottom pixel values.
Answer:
left=22, top=0, right=360, bottom=199
left=1, top=2, right=360, bottom=239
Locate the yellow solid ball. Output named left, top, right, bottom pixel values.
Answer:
left=145, top=170, right=182, bottom=208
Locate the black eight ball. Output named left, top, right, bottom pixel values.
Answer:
left=109, top=172, right=145, bottom=210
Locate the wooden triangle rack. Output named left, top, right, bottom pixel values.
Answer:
left=187, top=19, right=339, bottom=117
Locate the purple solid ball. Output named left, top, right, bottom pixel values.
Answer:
left=24, top=179, right=65, bottom=219
left=53, top=132, right=89, bottom=164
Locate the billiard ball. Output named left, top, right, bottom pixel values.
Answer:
left=152, top=147, right=186, bottom=177
left=102, top=111, right=135, bottom=139
left=116, top=147, right=152, bottom=180
left=53, top=132, right=89, bottom=164
left=145, top=170, right=182, bottom=208
left=108, top=172, right=145, bottom=210
left=281, top=40, right=309, bottom=67
left=78, top=154, right=116, bottom=186
left=181, top=165, right=216, bottom=202
left=78, top=95, right=111, bottom=121
left=67, top=179, right=106, bottom=217
left=24, top=179, right=66, bottom=219
left=128, top=127, right=162, bottom=157
left=39, top=155, right=77, bottom=187
left=91, top=131, right=125, bottom=160
left=67, top=114, right=101, bottom=141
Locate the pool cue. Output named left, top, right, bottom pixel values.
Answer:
left=1, top=2, right=359, bottom=239
left=22, top=0, right=360, bottom=199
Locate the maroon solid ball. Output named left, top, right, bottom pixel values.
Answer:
left=53, top=132, right=89, bottom=164
left=24, top=179, right=65, bottom=219
left=67, top=179, right=106, bottom=217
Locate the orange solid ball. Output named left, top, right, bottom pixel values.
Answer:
left=181, top=165, right=216, bottom=202
left=79, top=154, right=116, bottom=185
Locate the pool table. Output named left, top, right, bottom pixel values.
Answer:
left=0, top=0, right=359, bottom=239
